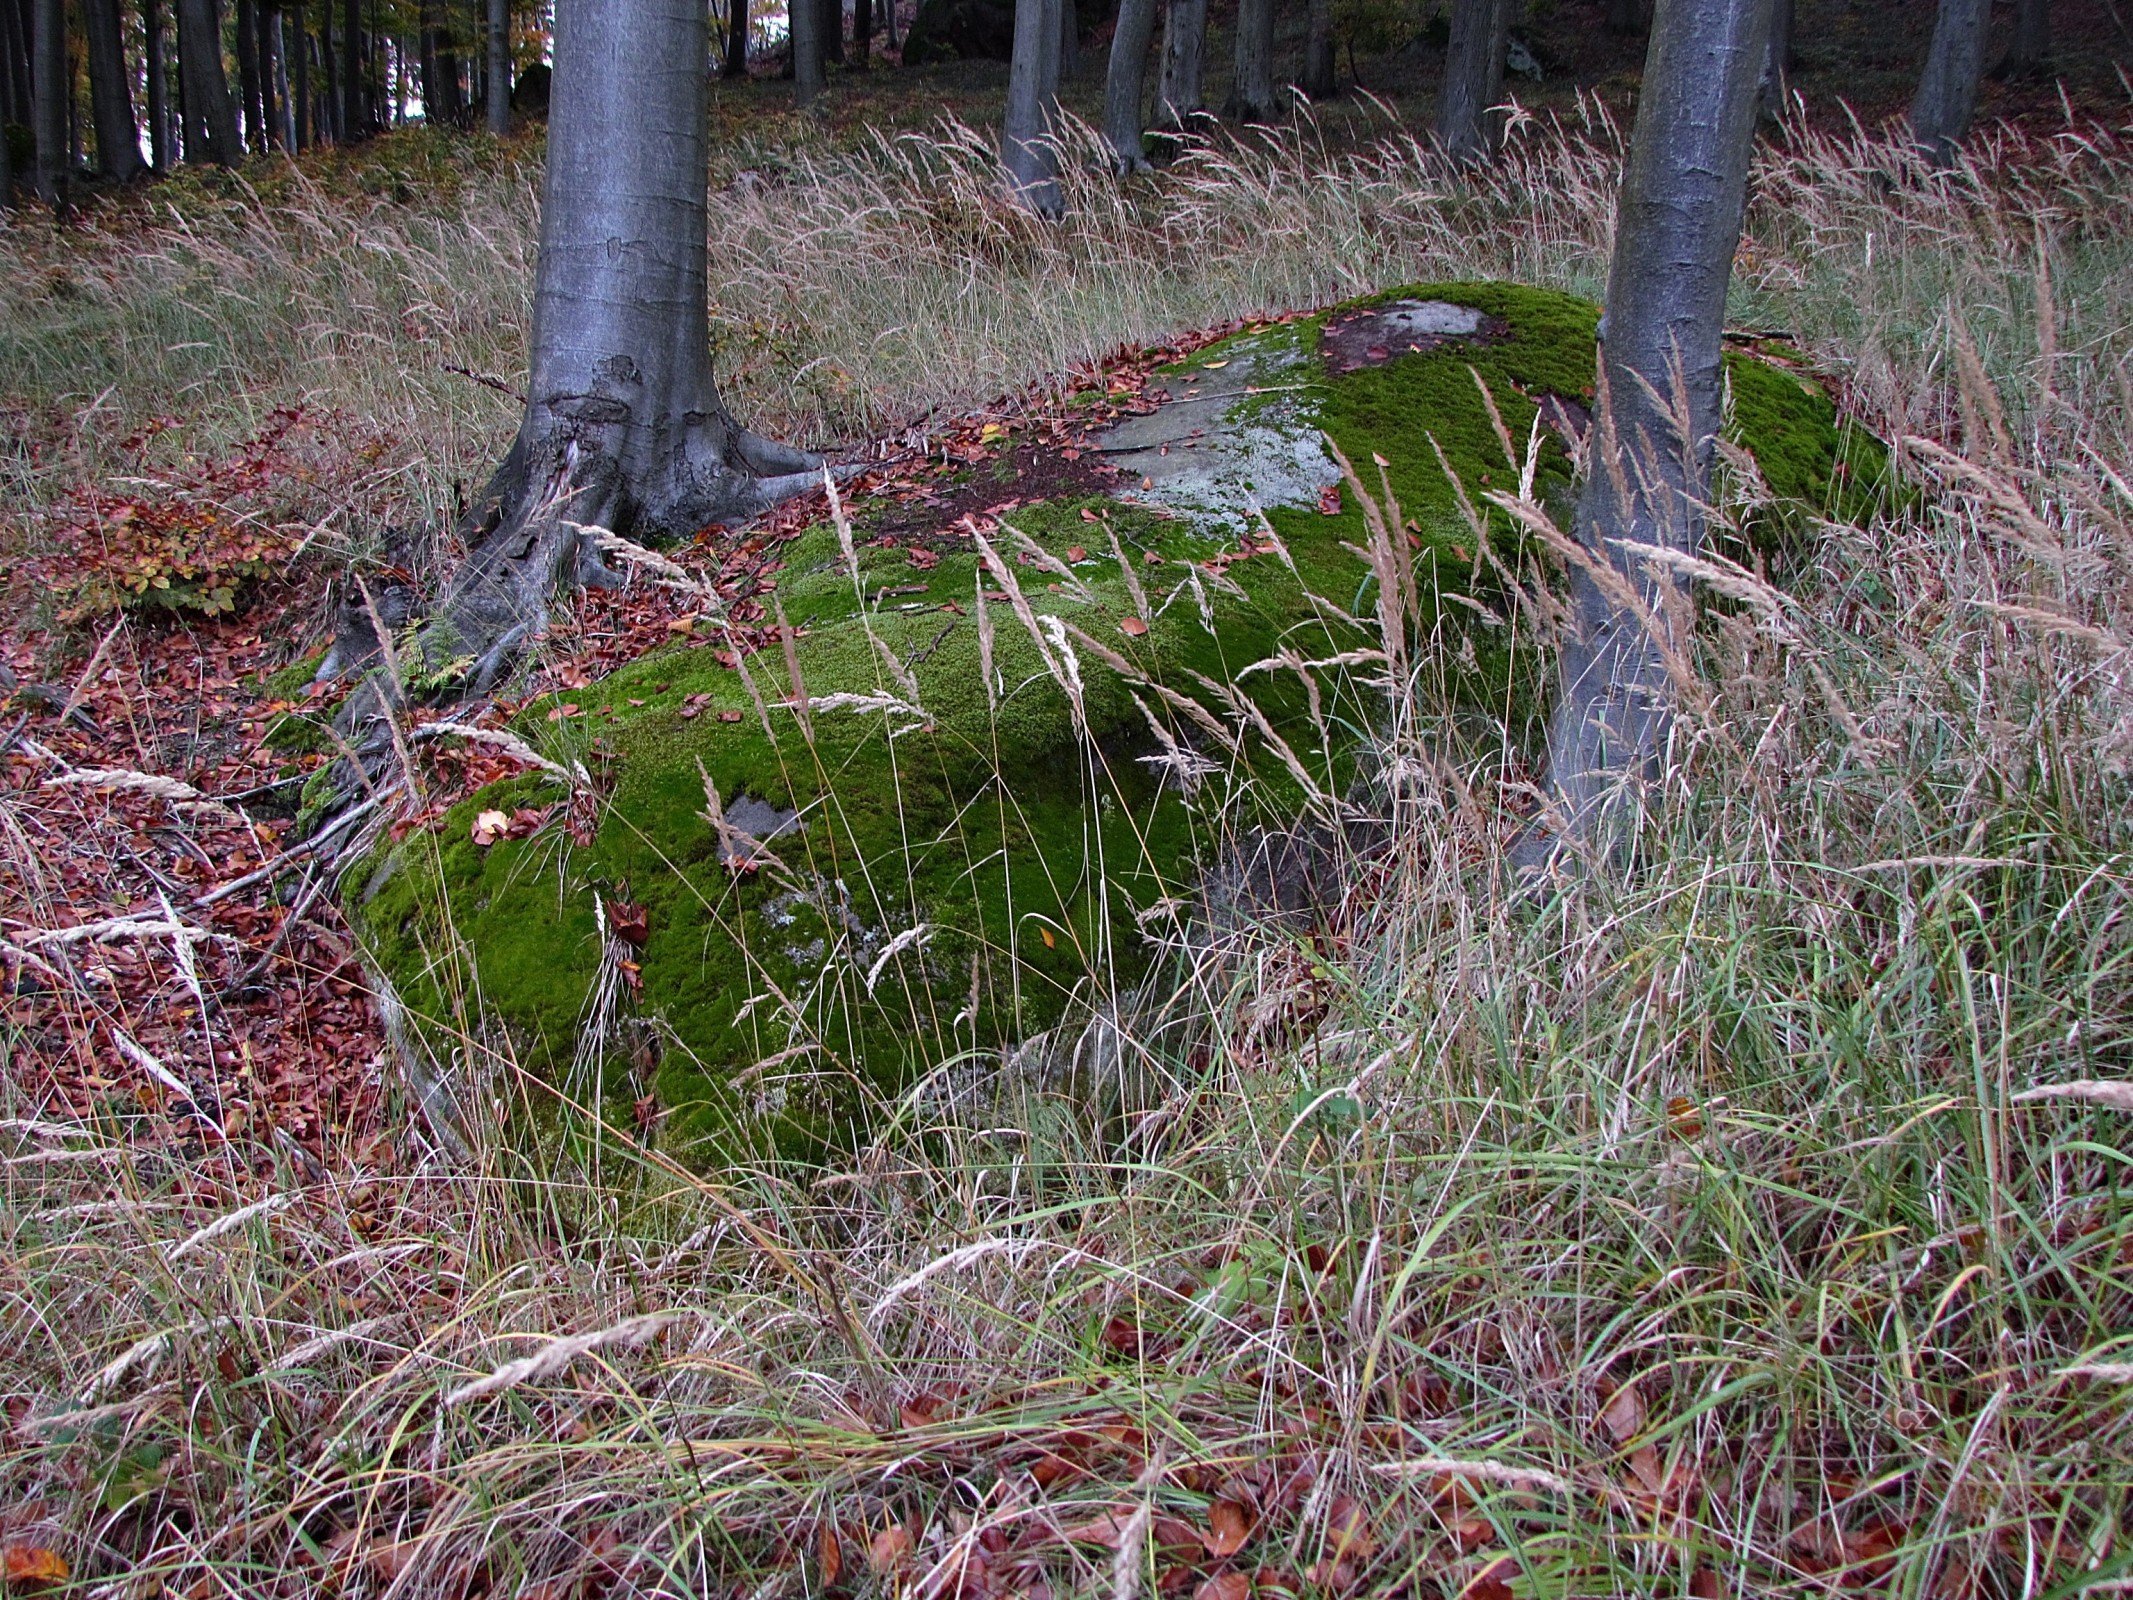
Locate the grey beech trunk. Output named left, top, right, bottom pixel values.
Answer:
left=1910, top=0, right=1989, bottom=165
left=1433, top=0, right=1509, bottom=166
left=1058, top=0, right=1077, bottom=79
left=30, top=0, right=63, bottom=203
left=1757, top=0, right=1791, bottom=118
left=2001, top=0, right=2047, bottom=77
left=370, top=0, right=819, bottom=714
left=1102, top=0, right=1157, bottom=170
left=724, top=0, right=748, bottom=76
left=288, top=2, right=305, bottom=145
left=1225, top=0, right=1276, bottom=122
left=792, top=0, right=824, bottom=106
left=83, top=0, right=142, bottom=180
left=1538, top=0, right=1771, bottom=853
left=178, top=0, right=241, bottom=163
left=145, top=0, right=171, bottom=165
left=821, top=0, right=842, bottom=64
left=854, top=0, right=871, bottom=66
left=341, top=0, right=361, bottom=134
left=487, top=0, right=509, bottom=129
left=1301, top=0, right=1334, bottom=98
left=1002, top=0, right=1062, bottom=213
left=237, top=0, right=263, bottom=150
left=1153, top=0, right=1206, bottom=132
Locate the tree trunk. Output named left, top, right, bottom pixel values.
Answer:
left=1225, top=0, right=1276, bottom=121
left=1301, top=0, right=1333, bottom=97
left=236, top=0, right=263, bottom=151
left=821, top=0, right=842, bottom=64
left=1999, top=0, right=2047, bottom=77
left=341, top=0, right=361, bottom=134
left=1910, top=0, right=1989, bottom=165
left=30, top=0, right=67, bottom=204
left=884, top=0, right=898, bottom=50
left=853, top=0, right=870, bottom=65
left=290, top=4, right=308, bottom=145
left=1433, top=0, right=1508, bottom=166
left=1152, top=0, right=1205, bottom=133
left=1604, top=0, right=1650, bottom=32
left=1102, top=0, right=1157, bottom=170
left=418, top=5, right=442, bottom=119
left=270, top=5, right=294, bottom=145
left=177, top=0, right=240, bottom=164
left=487, top=0, right=509, bottom=128
left=145, top=0, right=172, bottom=165
left=724, top=0, right=747, bottom=76
left=1537, top=0, right=1771, bottom=853
left=1757, top=0, right=1791, bottom=119
left=1002, top=0, right=1061, bottom=213
left=83, top=0, right=142, bottom=180
left=1059, top=0, right=1078, bottom=78
left=792, top=0, right=824, bottom=104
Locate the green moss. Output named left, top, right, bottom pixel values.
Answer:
left=346, top=282, right=1873, bottom=1166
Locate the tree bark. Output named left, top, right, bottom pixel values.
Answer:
left=373, top=0, right=819, bottom=710
left=487, top=0, right=510, bottom=128
left=723, top=0, right=747, bottom=76
left=1059, top=0, right=1078, bottom=80
left=792, top=0, right=824, bottom=104
left=1757, top=0, right=1791, bottom=119
left=83, top=0, right=142, bottom=180
left=178, top=0, right=241, bottom=163
left=236, top=0, right=263, bottom=151
left=1301, top=0, right=1334, bottom=98
left=145, top=0, right=171, bottom=164
left=821, top=0, right=842, bottom=64
left=1002, top=0, right=1062, bottom=213
left=1910, top=0, right=1989, bottom=165
left=1152, top=0, right=1206, bottom=133
left=341, top=0, right=361, bottom=135
left=1433, top=0, right=1508, bottom=166
left=2000, top=0, right=2048, bottom=77
left=1537, top=0, right=1771, bottom=853
left=1102, top=0, right=1156, bottom=170
left=1225, top=0, right=1276, bottom=122
left=853, top=0, right=870, bottom=65
left=290, top=3, right=307, bottom=146
left=30, top=0, right=67, bottom=204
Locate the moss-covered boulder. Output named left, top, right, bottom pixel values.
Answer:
left=345, top=282, right=1881, bottom=1161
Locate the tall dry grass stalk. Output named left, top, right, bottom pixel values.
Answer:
left=2, top=106, right=2131, bottom=1597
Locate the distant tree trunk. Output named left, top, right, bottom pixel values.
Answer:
left=1910, top=0, right=1988, bottom=165
left=236, top=0, right=262, bottom=150
left=145, top=0, right=172, bottom=165
left=1537, top=0, right=1772, bottom=853
left=487, top=0, right=509, bottom=127
left=1225, top=0, right=1276, bottom=121
left=1060, top=0, right=1080, bottom=77
left=1002, top=0, right=1061, bottom=212
left=271, top=6, right=295, bottom=144
left=418, top=4, right=442, bottom=116
left=260, top=3, right=287, bottom=148
left=792, top=0, right=824, bottom=103
left=1757, top=0, right=1791, bottom=119
left=331, top=0, right=820, bottom=747
left=177, top=0, right=240, bottom=163
left=341, top=0, right=361, bottom=133
left=1102, top=0, right=1156, bottom=170
left=821, top=0, right=842, bottom=64
left=1434, top=0, right=1509, bottom=165
left=884, top=0, right=898, bottom=50
left=289, top=2, right=307, bottom=145
left=1153, top=0, right=1206, bottom=132
left=83, top=0, right=143, bottom=179
left=1301, top=0, right=1334, bottom=97
left=1999, top=0, right=2047, bottom=77
left=1605, top=0, right=1650, bottom=32
left=30, top=0, right=67, bottom=203
left=853, top=0, right=870, bottom=65
left=723, top=0, right=747, bottom=76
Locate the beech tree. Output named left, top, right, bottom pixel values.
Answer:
left=1911, top=0, right=1990, bottom=165
left=372, top=0, right=820, bottom=705
left=2000, top=0, right=2049, bottom=77
left=1301, top=0, right=1334, bottom=99
left=178, top=0, right=241, bottom=164
left=83, top=0, right=143, bottom=180
left=1003, top=0, right=1064, bottom=212
left=1102, top=0, right=1157, bottom=170
left=489, top=0, right=511, bottom=127
left=1225, top=0, right=1277, bottom=123
left=1434, top=0, right=1510, bottom=167
left=30, top=0, right=64, bottom=204
left=793, top=0, right=825, bottom=105
left=1153, top=0, right=1207, bottom=134
left=1538, top=0, right=1772, bottom=849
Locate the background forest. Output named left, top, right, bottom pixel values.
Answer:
left=3, top=2, right=2133, bottom=1598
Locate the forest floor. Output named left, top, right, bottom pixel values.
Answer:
left=3, top=18, right=2133, bottom=1600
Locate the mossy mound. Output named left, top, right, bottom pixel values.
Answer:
left=345, top=282, right=1883, bottom=1162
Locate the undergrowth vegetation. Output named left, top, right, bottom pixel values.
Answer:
left=3, top=101, right=2132, bottom=1599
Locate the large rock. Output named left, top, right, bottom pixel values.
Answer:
left=345, top=283, right=1881, bottom=1160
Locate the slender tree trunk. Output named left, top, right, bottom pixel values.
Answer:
left=341, top=0, right=818, bottom=726
left=1537, top=0, right=1772, bottom=853
left=1757, top=0, right=1791, bottom=119
left=1434, top=0, right=1509, bottom=165
left=821, top=0, right=842, bottom=63
left=270, top=6, right=294, bottom=144
left=82, top=0, right=142, bottom=179
left=5, top=0, right=32, bottom=135
left=853, top=0, right=869, bottom=65
left=145, top=0, right=171, bottom=165
left=177, top=0, right=240, bottom=163
left=1910, top=0, right=1989, bottom=165
left=1102, top=0, right=1157, bottom=170
left=723, top=0, right=747, bottom=76
left=341, top=0, right=360, bottom=134
left=2000, top=0, right=2047, bottom=77
left=884, top=0, right=898, bottom=50
left=1301, top=0, right=1333, bottom=97
left=1152, top=0, right=1206, bottom=132
left=236, top=0, right=262, bottom=150
left=1002, top=0, right=1061, bottom=213
left=30, top=0, right=67, bottom=203
left=792, top=0, right=824, bottom=104
left=486, top=0, right=509, bottom=127
left=292, top=4, right=309, bottom=145
left=1058, top=0, right=1077, bottom=79
left=417, top=5, right=441, bottom=117
left=1225, top=0, right=1275, bottom=121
